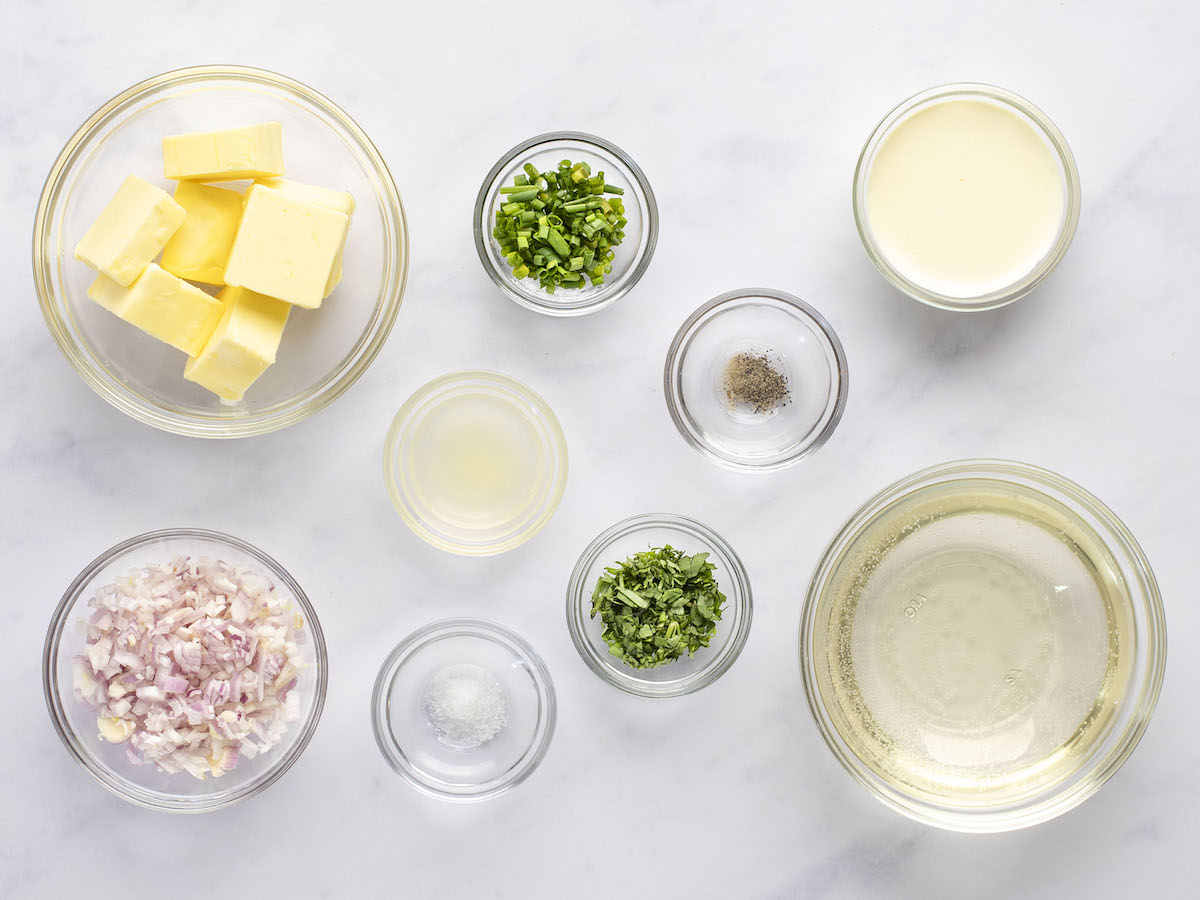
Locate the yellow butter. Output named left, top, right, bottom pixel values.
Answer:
left=184, top=285, right=291, bottom=402
left=253, top=177, right=355, bottom=216
left=88, top=264, right=223, bottom=356
left=248, top=178, right=354, bottom=296
left=159, top=182, right=243, bottom=285
left=162, top=122, right=284, bottom=181
left=224, top=184, right=349, bottom=309
left=74, top=175, right=186, bottom=286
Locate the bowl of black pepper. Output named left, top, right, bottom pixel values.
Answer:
left=663, top=288, right=849, bottom=471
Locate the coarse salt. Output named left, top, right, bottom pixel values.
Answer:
left=423, top=663, right=508, bottom=750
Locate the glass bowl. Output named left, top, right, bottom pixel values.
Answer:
left=566, top=514, right=753, bottom=698
left=33, top=65, right=409, bottom=437
left=800, top=460, right=1166, bottom=832
left=664, top=288, right=848, bottom=471
left=853, top=83, right=1080, bottom=311
left=42, top=528, right=328, bottom=813
left=383, top=371, right=568, bottom=556
left=473, top=131, right=658, bottom=316
left=371, top=618, right=556, bottom=801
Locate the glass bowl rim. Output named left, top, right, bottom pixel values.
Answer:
left=41, top=526, right=329, bottom=813
left=32, top=63, right=410, bottom=438
left=851, top=82, right=1081, bottom=312
left=370, top=616, right=557, bottom=801
left=798, top=458, right=1167, bottom=832
left=565, top=513, right=754, bottom=698
left=472, top=130, right=659, bottom=317
left=382, top=369, right=569, bottom=557
left=663, top=287, right=849, bottom=472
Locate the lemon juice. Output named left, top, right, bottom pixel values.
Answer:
left=814, top=478, right=1134, bottom=803
left=404, top=391, right=545, bottom=532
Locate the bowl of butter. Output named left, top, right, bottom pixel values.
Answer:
left=34, top=65, right=409, bottom=438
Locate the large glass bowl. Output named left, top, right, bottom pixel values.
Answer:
left=566, top=514, right=753, bottom=698
left=33, top=65, right=408, bottom=437
left=473, top=131, right=658, bottom=316
left=43, top=528, right=328, bottom=813
left=800, top=460, right=1165, bottom=832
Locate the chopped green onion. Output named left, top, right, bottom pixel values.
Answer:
left=490, top=157, right=629, bottom=292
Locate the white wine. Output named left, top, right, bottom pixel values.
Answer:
left=404, top=392, right=545, bottom=532
left=814, top=478, right=1134, bottom=803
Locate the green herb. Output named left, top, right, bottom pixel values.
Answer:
left=589, top=545, right=726, bottom=669
left=492, top=159, right=627, bottom=293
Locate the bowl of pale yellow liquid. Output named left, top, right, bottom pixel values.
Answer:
left=853, top=84, right=1080, bottom=311
left=384, top=371, right=568, bottom=556
left=801, top=460, right=1165, bottom=832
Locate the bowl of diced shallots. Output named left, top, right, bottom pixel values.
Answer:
left=43, top=528, right=328, bottom=812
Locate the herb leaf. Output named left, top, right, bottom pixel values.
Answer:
left=588, top=545, right=726, bottom=669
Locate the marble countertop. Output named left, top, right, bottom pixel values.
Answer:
left=3, top=1, right=1198, bottom=896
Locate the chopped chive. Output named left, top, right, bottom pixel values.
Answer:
left=547, top=228, right=570, bottom=257
left=490, top=156, right=630, bottom=292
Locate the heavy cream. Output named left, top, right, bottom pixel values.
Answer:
left=864, top=96, right=1066, bottom=301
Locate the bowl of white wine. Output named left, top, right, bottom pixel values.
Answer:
left=801, top=459, right=1165, bottom=832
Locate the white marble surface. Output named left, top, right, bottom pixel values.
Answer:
left=3, top=0, right=1199, bottom=896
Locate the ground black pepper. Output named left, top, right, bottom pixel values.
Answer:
left=723, top=351, right=789, bottom=413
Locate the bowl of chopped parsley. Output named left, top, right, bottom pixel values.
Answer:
left=474, top=132, right=658, bottom=316
left=566, top=514, right=752, bottom=697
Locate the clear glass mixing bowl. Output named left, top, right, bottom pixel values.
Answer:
left=800, top=460, right=1165, bottom=832
left=43, top=528, right=328, bottom=812
left=33, top=65, right=409, bottom=437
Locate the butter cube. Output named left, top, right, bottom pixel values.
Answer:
left=251, top=177, right=355, bottom=296
left=224, top=185, right=349, bottom=309
left=160, top=182, right=243, bottom=285
left=88, top=264, right=223, bottom=356
left=162, top=122, right=284, bottom=181
left=253, top=177, right=355, bottom=217
left=184, top=286, right=291, bottom=402
left=74, top=175, right=186, bottom=286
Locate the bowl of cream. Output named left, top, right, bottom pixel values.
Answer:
left=853, top=83, right=1080, bottom=311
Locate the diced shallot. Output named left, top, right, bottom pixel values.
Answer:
left=73, top=556, right=307, bottom=781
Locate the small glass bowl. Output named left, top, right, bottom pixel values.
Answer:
left=664, top=288, right=848, bottom=471
left=33, top=65, right=409, bottom=437
left=852, top=83, right=1080, bottom=311
left=384, top=371, right=568, bottom=556
left=42, top=528, right=328, bottom=813
left=371, top=618, right=556, bottom=801
left=473, top=131, right=658, bottom=316
left=566, top=514, right=753, bottom=698
left=801, top=460, right=1166, bottom=832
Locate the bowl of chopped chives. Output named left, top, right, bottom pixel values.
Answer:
left=473, top=132, right=658, bottom=316
left=565, top=514, right=753, bottom=698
